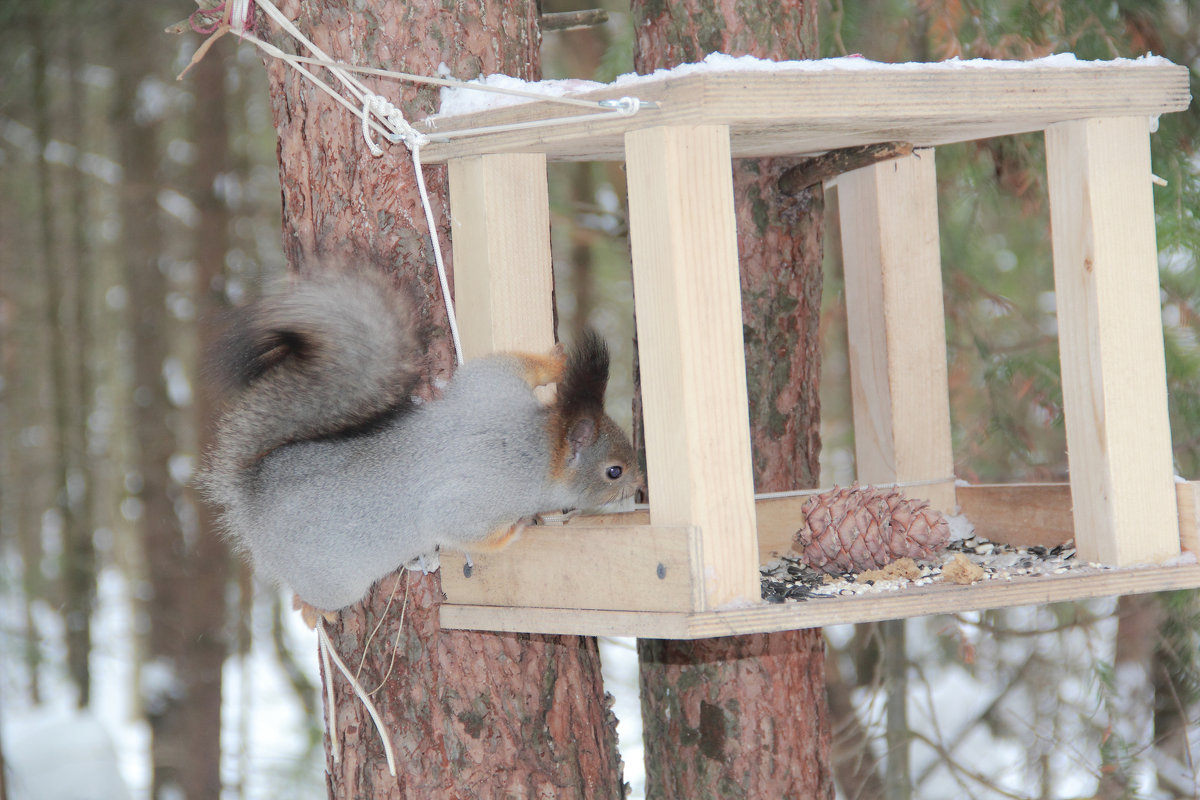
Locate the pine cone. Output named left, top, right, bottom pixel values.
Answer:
left=793, top=484, right=950, bottom=574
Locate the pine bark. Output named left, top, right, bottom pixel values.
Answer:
left=630, top=2, right=834, bottom=797
left=259, top=2, right=623, bottom=796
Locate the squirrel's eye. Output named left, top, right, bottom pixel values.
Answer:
left=605, top=465, right=623, bottom=480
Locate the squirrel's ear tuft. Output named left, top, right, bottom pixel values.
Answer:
left=558, top=328, right=610, bottom=421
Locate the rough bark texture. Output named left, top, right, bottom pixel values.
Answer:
left=260, top=2, right=624, bottom=796
left=324, top=575, right=622, bottom=798
left=639, top=632, right=831, bottom=798
left=631, top=1, right=834, bottom=797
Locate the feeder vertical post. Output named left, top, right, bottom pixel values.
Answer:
left=625, top=125, right=760, bottom=610
left=1045, top=116, right=1180, bottom=566
left=447, top=153, right=555, bottom=354
left=838, top=150, right=957, bottom=513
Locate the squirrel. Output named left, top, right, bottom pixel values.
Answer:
left=199, top=269, right=641, bottom=617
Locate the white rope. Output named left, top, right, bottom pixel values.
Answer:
left=317, top=620, right=398, bottom=776
left=276, top=53, right=625, bottom=109
left=239, top=31, right=396, bottom=141
left=424, top=102, right=648, bottom=143
left=229, top=0, right=653, bottom=367
left=227, top=0, right=252, bottom=32
left=410, top=142, right=465, bottom=365
left=318, top=625, right=339, bottom=765
left=752, top=476, right=959, bottom=501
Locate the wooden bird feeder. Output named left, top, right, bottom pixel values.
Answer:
left=416, top=58, right=1200, bottom=639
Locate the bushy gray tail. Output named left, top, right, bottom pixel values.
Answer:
left=203, top=270, right=422, bottom=496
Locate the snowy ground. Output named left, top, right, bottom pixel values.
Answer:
left=0, top=568, right=646, bottom=800
left=4, top=565, right=1195, bottom=798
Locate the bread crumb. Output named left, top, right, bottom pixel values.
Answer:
left=942, top=553, right=985, bottom=584
left=856, top=557, right=921, bottom=584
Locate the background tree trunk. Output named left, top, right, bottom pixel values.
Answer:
left=183, top=33, right=233, bottom=800
left=630, top=2, right=835, bottom=797
left=62, top=4, right=98, bottom=712
left=111, top=1, right=218, bottom=797
left=259, top=2, right=624, bottom=796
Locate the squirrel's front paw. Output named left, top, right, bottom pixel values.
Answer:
left=474, top=516, right=538, bottom=552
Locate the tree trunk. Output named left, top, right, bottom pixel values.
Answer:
left=63, top=3, right=98, bottom=712
left=27, top=4, right=60, bottom=710
left=184, top=32, right=233, bottom=800
left=882, top=619, right=911, bottom=800
left=630, top=2, right=834, bottom=797
left=259, top=2, right=624, bottom=796
left=2, top=9, right=53, bottom=706
left=111, top=1, right=202, bottom=797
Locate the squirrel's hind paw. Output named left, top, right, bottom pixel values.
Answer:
left=293, top=594, right=338, bottom=630
left=403, top=551, right=440, bottom=575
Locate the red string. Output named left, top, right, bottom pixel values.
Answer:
left=189, top=3, right=227, bottom=35
left=232, top=2, right=256, bottom=33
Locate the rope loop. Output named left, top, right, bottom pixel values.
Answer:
left=363, top=93, right=430, bottom=156
left=188, top=2, right=227, bottom=35
left=224, top=0, right=652, bottom=367
left=362, top=94, right=387, bottom=156
left=228, top=0, right=254, bottom=33
left=600, top=96, right=643, bottom=116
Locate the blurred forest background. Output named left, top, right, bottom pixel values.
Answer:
left=2, top=0, right=1200, bottom=798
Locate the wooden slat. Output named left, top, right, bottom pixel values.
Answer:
left=447, top=153, right=555, bottom=356
left=956, top=484, right=1073, bottom=547
left=441, top=563, right=1200, bottom=639
left=758, top=483, right=1200, bottom=555
left=440, top=482, right=1200, bottom=635
left=685, top=563, right=1200, bottom=638
left=838, top=151, right=956, bottom=513
left=624, top=125, right=760, bottom=609
left=1045, top=117, right=1180, bottom=566
left=1177, top=481, right=1200, bottom=554
left=572, top=480, right=1200, bottom=562
left=439, top=524, right=702, bottom=612
left=418, top=63, right=1191, bottom=163
left=441, top=605, right=694, bottom=639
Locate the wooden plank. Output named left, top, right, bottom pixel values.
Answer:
left=441, top=605, right=694, bottom=639
left=571, top=482, right=1195, bottom=562
left=956, top=484, right=1073, bottom=547
left=760, top=482, right=1200, bottom=558
left=440, top=482, right=1200, bottom=635
left=838, top=150, right=956, bottom=513
left=441, top=563, right=1200, bottom=639
left=419, top=63, right=1190, bottom=163
left=447, top=153, right=555, bottom=356
left=684, top=563, right=1200, bottom=638
left=1045, top=117, right=1179, bottom=566
left=439, top=524, right=702, bottom=613
left=624, top=125, right=760, bottom=609
left=1177, top=481, right=1200, bottom=554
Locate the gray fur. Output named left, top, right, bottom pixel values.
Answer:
left=199, top=273, right=639, bottom=612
